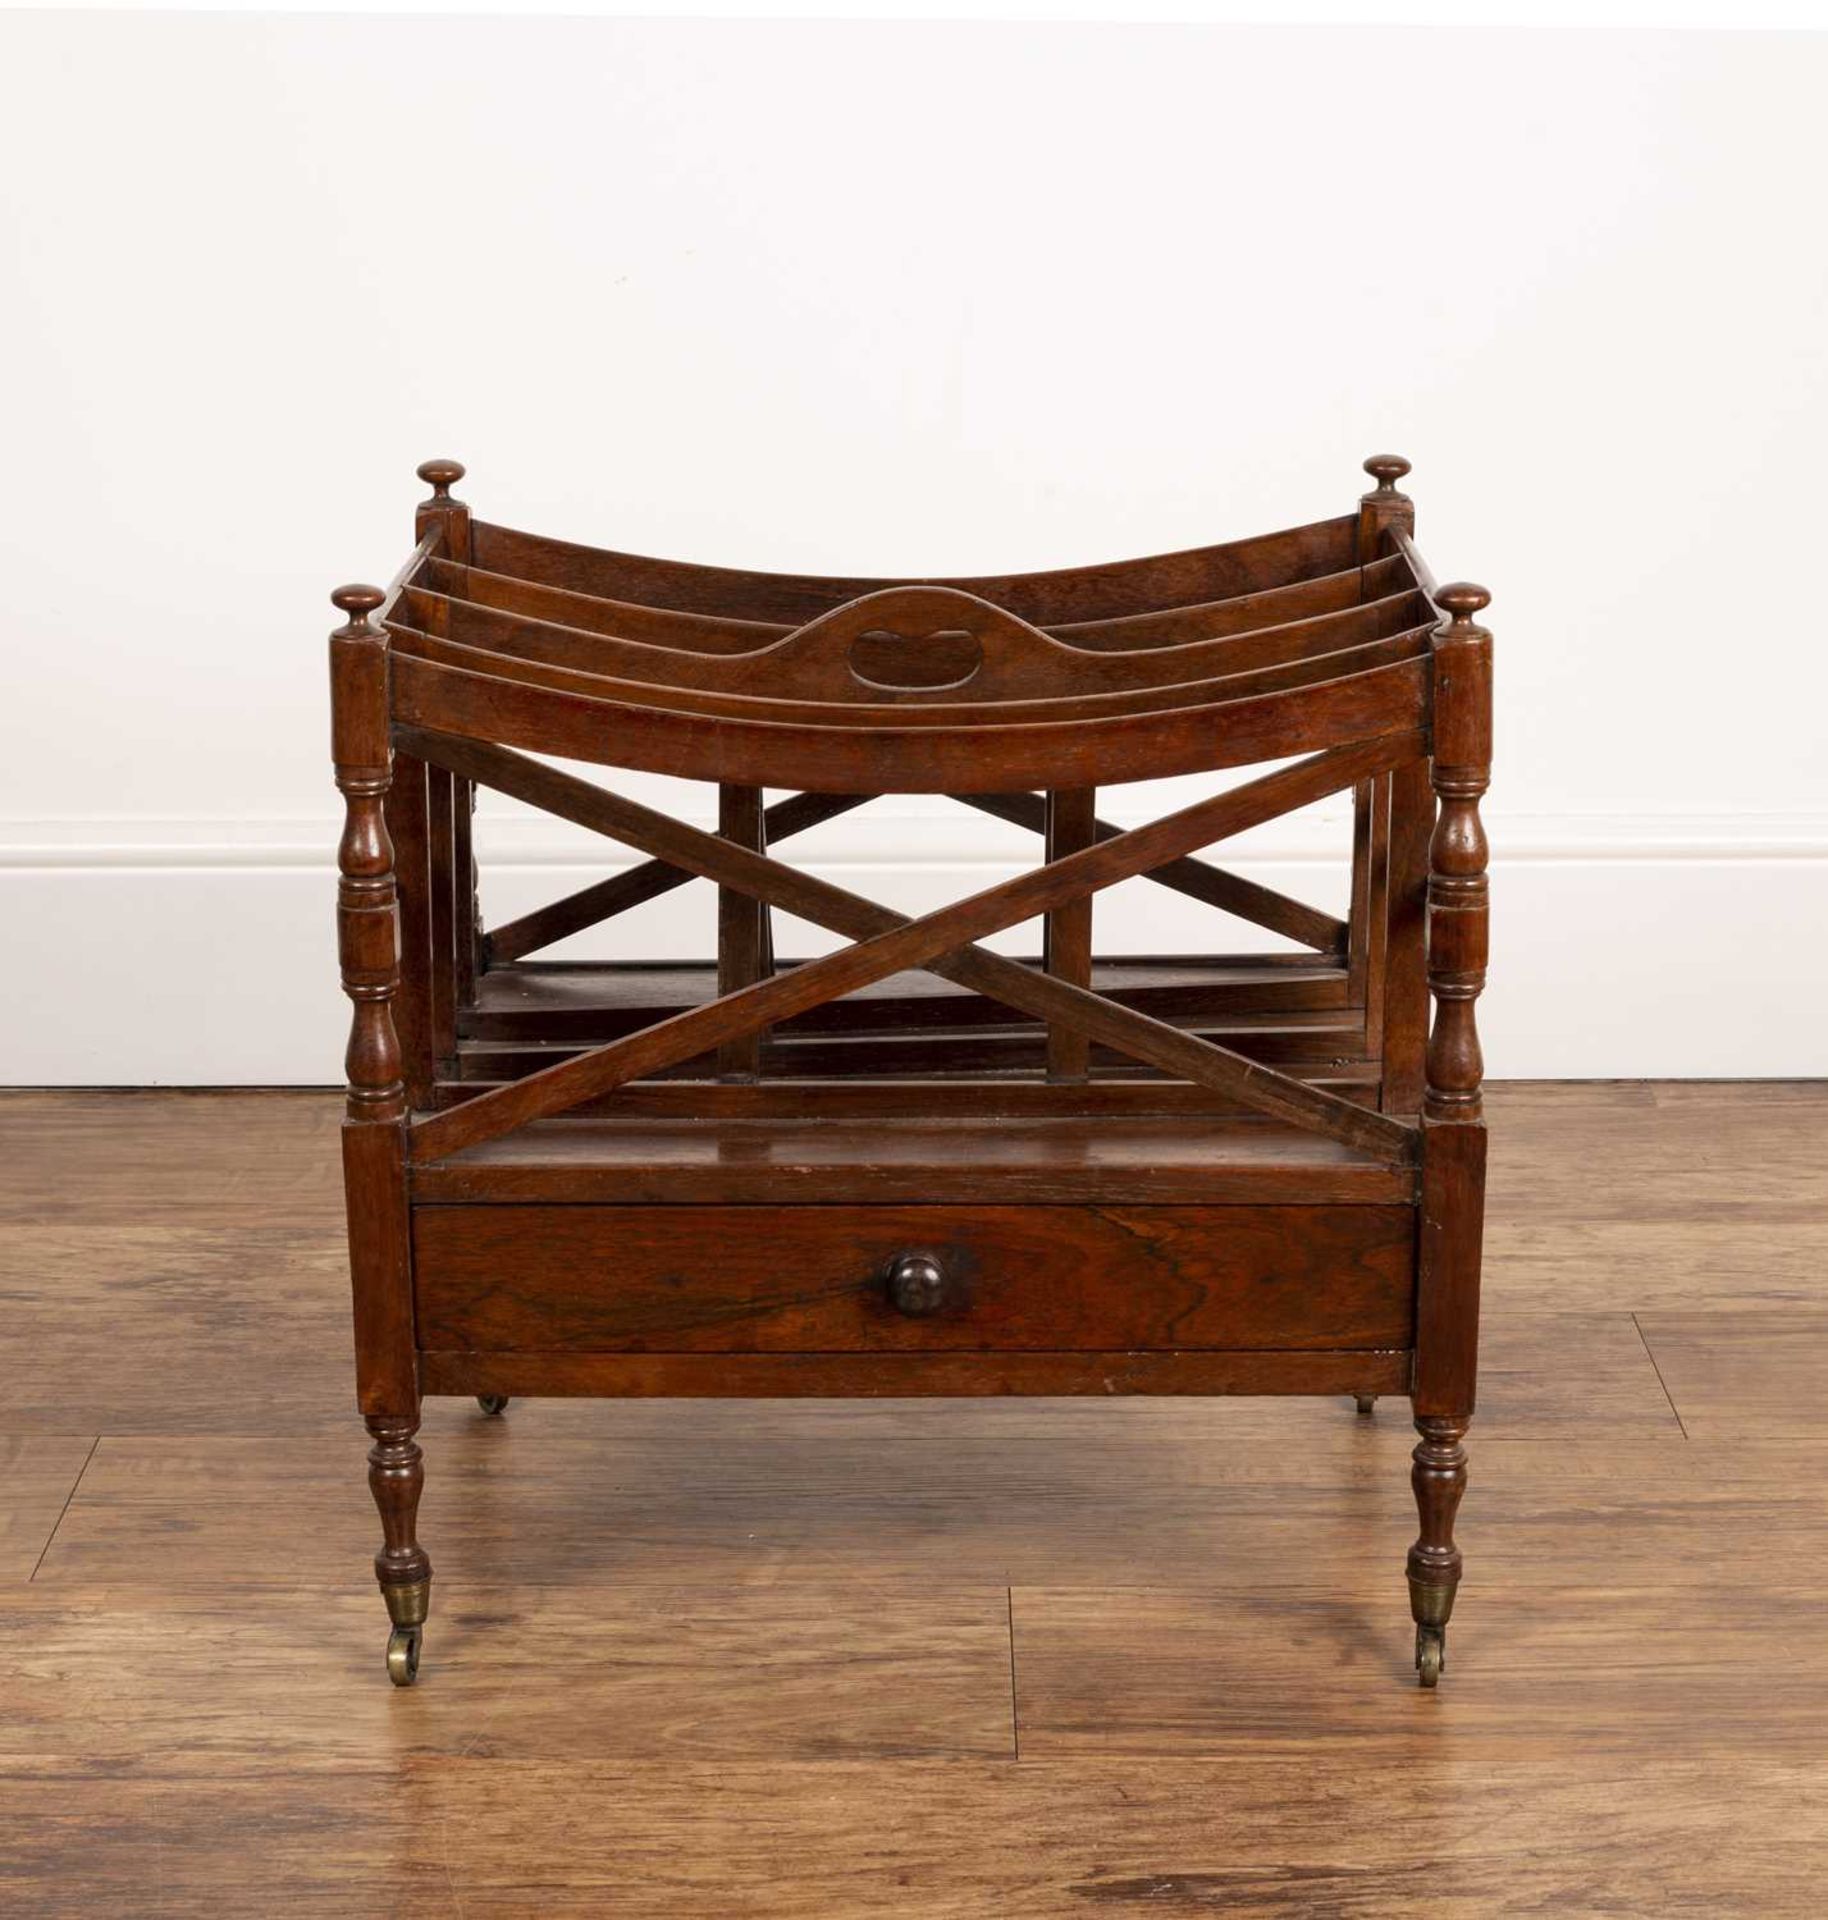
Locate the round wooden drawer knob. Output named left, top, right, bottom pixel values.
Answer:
left=885, top=1252, right=950, bottom=1317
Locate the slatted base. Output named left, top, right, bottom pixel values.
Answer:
left=450, top=953, right=1380, bottom=1090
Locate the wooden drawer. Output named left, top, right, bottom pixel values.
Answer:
left=412, top=1204, right=1415, bottom=1353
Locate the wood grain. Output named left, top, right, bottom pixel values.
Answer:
left=390, top=643, right=1430, bottom=794
left=0, top=1437, right=95, bottom=1581
left=409, top=1114, right=1412, bottom=1207
left=471, top=510, right=1359, bottom=626
left=0, top=1584, right=1012, bottom=1763
left=1011, top=1582, right=1828, bottom=1758
left=1635, top=1311, right=1828, bottom=1440
left=5, top=1085, right=1827, bottom=1911
left=1489, top=1081, right=1828, bottom=1227
left=0, top=1091, right=341, bottom=1228
left=1486, top=1083, right=1828, bottom=1314
left=0, top=1225, right=353, bottom=1434
left=412, top=1203, right=1416, bottom=1353
left=5, top=1754, right=1821, bottom=1918
left=28, top=1347, right=1698, bottom=1598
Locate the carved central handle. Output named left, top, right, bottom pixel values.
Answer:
left=848, top=627, right=984, bottom=692
left=884, top=1251, right=950, bottom=1317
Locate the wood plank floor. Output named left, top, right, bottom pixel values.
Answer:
left=1, top=1083, right=1824, bottom=1915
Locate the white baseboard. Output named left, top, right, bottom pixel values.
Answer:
left=3, top=810, right=1824, bottom=1083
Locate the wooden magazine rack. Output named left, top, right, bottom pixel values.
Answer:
left=331, top=454, right=1492, bottom=1688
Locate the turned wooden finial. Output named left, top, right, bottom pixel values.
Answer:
left=331, top=583, right=386, bottom=628
left=415, top=459, right=471, bottom=558
left=416, top=458, right=465, bottom=501
left=1435, top=580, right=1490, bottom=623
left=1357, top=456, right=1414, bottom=564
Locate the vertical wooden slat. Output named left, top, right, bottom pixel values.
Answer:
left=1380, top=759, right=1432, bottom=1114
left=757, top=806, right=777, bottom=983
left=1043, top=787, right=1097, bottom=1081
left=1346, top=776, right=1375, bottom=1007
left=717, top=785, right=768, bottom=1080
left=1362, top=773, right=1392, bottom=1069
left=425, top=769, right=457, bottom=1074
left=452, top=775, right=479, bottom=1009
left=386, top=751, right=434, bottom=1110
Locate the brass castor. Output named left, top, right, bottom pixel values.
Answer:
left=1354, top=1395, right=1377, bottom=1417
left=386, top=1624, right=422, bottom=1687
left=1415, top=1623, right=1445, bottom=1689
left=477, top=1395, right=509, bottom=1416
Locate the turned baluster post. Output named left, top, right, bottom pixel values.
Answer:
left=1422, top=583, right=1492, bottom=1128
left=1407, top=1413, right=1469, bottom=1685
left=332, top=584, right=404, bottom=1133
left=1407, top=578, right=1492, bottom=1687
left=332, top=582, right=431, bottom=1685
left=1420, top=576, right=1490, bottom=1128
left=365, top=1413, right=429, bottom=1683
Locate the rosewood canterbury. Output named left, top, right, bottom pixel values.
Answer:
left=331, top=453, right=1491, bottom=1689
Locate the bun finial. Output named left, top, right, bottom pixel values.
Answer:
left=416, top=458, right=465, bottom=502
left=1362, top=454, right=1412, bottom=495
left=1436, top=581, right=1491, bottom=624
left=330, top=582, right=386, bottom=628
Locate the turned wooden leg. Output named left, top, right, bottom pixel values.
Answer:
left=1354, top=1395, right=1377, bottom=1417
left=1407, top=1415, right=1468, bottom=1688
left=366, top=1413, right=431, bottom=1686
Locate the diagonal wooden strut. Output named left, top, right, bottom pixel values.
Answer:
left=485, top=790, right=868, bottom=964
left=957, top=791, right=1347, bottom=953
left=403, top=728, right=1422, bottom=1166
left=406, top=732, right=1415, bottom=1162
left=493, top=782, right=1340, bottom=967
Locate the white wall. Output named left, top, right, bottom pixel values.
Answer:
left=2, top=13, right=1824, bottom=1082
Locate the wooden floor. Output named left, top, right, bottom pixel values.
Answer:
left=3, top=1084, right=1825, bottom=1915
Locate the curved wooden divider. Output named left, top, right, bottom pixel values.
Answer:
left=413, top=549, right=1415, bottom=654
left=385, top=614, right=1435, bottom=732
left=395, top=581, right=1431, bottom=701
left=470, top=512, right=1359, bottom=625
left=389, top=645, right=1430, bottom=792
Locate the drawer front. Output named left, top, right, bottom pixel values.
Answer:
left=413, top=1204, right=1415, bottom=1353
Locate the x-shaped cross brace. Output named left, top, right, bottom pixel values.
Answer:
left=402, top=726, right=1422, bottom=1167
